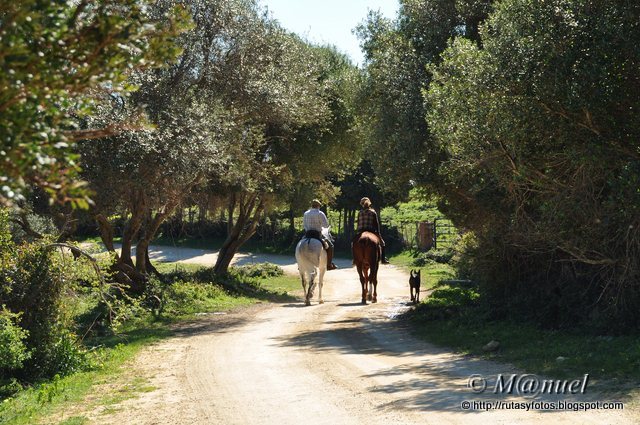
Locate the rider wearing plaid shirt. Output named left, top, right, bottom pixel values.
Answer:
left=355, top=197, right=389, bottom=264
left=303, top=199, right=337, bottom=270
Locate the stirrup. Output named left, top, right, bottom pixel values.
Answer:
left=382, top=258, right=390, bottom=264
left=328, top=263, right=337, bottom=270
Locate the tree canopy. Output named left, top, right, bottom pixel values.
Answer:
left=76, top=0, right=364, bottom=282
left=0, top=0, right=190, bottom=207
left=426, top=0, right=640, bottom=328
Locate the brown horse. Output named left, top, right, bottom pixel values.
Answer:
left=352, top=231, right=381, bottom=304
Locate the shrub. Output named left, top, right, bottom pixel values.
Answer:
left=412, top=247, right=455, bottom=266
left=0, top=308, right=30, bottom=374
left=409, top=286, right=480, bottom=322
left=427, top=0, right=640, bottom=331
left=0, top=210, right=87, bottom=381
left=163, top=281, right=226, bottom=315
left=234, top=263, right=284, bottom=279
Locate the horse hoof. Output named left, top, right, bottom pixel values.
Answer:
left=361, top=299, right=367, bottom=304
left=367, top=295, right=372, bottom=301
left=305, top=300, right=311, bottom=306
left=319, top=300, right=324, bottom=304
left=372, top=297, right=377, bottom=303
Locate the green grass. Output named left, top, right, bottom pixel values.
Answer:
left=258, top=274, right=302, bottom=296
left=405, top=261, right=640, bottom=394
left=388, top=249, right=640, bottom=396
left=389, top=250, right=456, bottom=289
left=0, top=325, right=168, bottom=425
left=410, top=312, right=640, bottom=390
left=0, top=262, right=302, bottom=425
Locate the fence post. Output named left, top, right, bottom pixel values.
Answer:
left=417, top=221, right=434, bottom=251
left=433, top=218, right=438, bottom=250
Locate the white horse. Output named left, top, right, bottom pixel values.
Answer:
left=295, top=227, right=329, bottom=306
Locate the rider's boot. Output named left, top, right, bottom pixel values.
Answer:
left=327, top=246, right=337, bottom=270
left=381, top=246, right=390, bottom=264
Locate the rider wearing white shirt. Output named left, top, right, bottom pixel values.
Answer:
left=303, top=199, right=337, bottom=270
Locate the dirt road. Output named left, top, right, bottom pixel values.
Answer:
left=78, top=246, right=635, bottom=424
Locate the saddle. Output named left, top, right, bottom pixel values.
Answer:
left=304, top=230, right=329, bottom=250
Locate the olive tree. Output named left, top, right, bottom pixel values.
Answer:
left=355, top=0, right=494, bottom=197
left=427, top=0, right=640, bottom=328
left=80, top=96, right=232, bottom=292
left=0, top=0, right=189, bottom=207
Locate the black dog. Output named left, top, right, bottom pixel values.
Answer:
left=409, top=269, right=421, bottom=303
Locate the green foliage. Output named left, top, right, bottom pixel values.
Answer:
left=0, top=211, right=87, bottom=381
left=410, top=286, right=480, bottom=321
left=412, top=248, right=455, bottom=266
left=0, top=1, right=190, bottom=207
left=380, top=192, right=442, bottom=226
left=81, top=1, right=365, bottom=278
left=426, top=0, right=640, bottom=329
left=0, top=309, right=30, bottom=373
left=355, top=1, right=494, bottom=197
left=162, top=281, right=229, bottom=316
left=235, top=263, right=284, bottom=279
left=144, top=262, right=294, bottom=317
left=409, top=314, right=640, bottom=383
left=0, top=378, right=23, bottom=400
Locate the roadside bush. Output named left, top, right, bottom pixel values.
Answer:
left=412, top=247, right=455, bottom=266
left=427, top=0, right=640, bottom=331
left=235, top=263, right=284, bottom=279
left=0, top=210, right=88, bottom=381
left=410, top=286, right=480, bottom=322
left=0, top=308, right=30, bottom=374
left=163, top=281, right=227, bottom=315
left=450, top=232, right=480, bottom=280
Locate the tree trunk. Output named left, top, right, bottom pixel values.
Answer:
left=145, top=247, right=160, bottom=276
left=121, top=194, right=146, bottom=267
left=95, top=214, right=116, bottom=252
left=135, top=200, right=181, bottom=278
left=348, top=209, right=356, bottom=239
left=111, top=261, right=147, bottom=295
left=213, top=192, right=264, bottom=275
left=288, top=207, right=296, bottom=239
left=95, top=174, right=202, bottom=295
left=214, top=239, right=241, bottom=274
left=136, top=237, right=150, bottom=275
left=94, top=212, right=146, bottom=294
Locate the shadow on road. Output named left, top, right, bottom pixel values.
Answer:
left=169, top=309, right=262, bottom=339
left=271, top=310, right=569, bottom=414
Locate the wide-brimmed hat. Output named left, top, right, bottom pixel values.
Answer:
left=311, top=199, right=322, bottom=208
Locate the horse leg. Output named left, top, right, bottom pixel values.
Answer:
left=372, top=278, right=378, bottom=303
left=364, top=267, right=372, bottom=301
left=318, top=268, right=325, bottom=304
left=371, top=263, right=379, bottom=303
left=357, top=265, right=367, bottom=304
left=299, top=270, right=310, bottom=306
left=307, top=271, right=316, bottom=304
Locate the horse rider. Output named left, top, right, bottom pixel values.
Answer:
left=354, top=197, right=390, bottom=264
left=303, top=199, right=337, bottom=270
